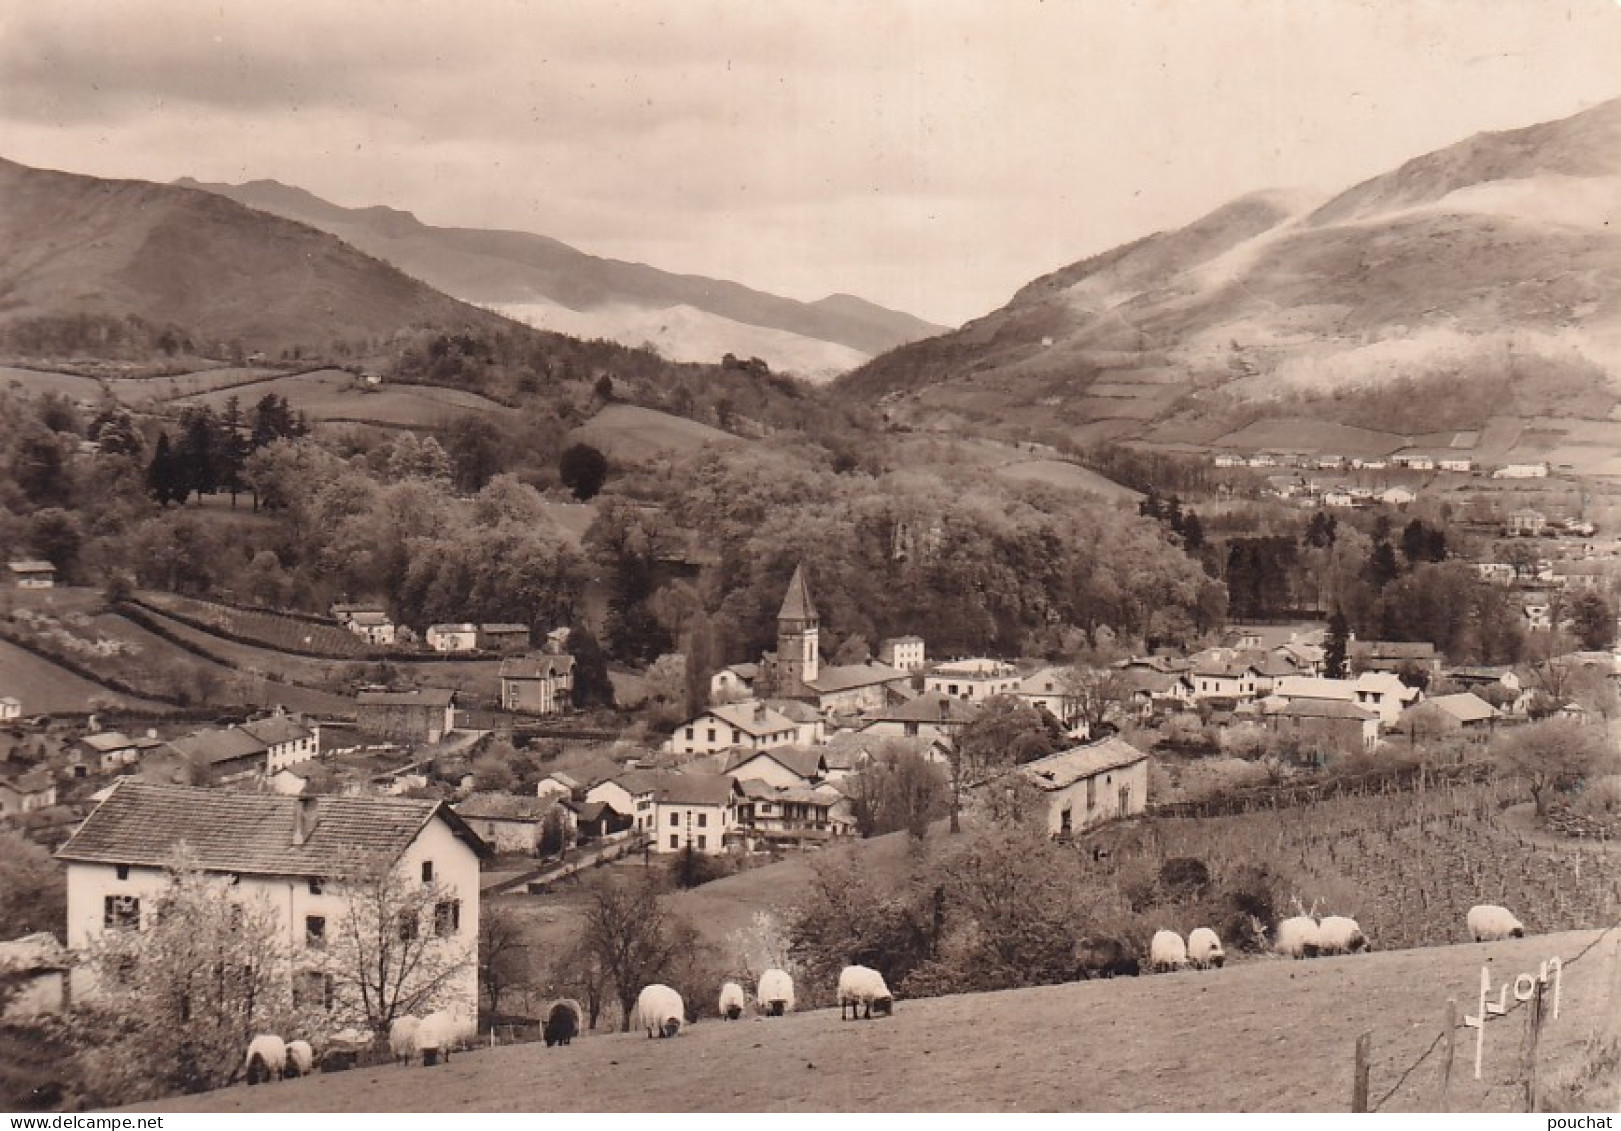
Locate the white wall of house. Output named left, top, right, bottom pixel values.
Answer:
left=651, top=801, right=730, bottom=854
left=727, top=754, right=812, bottom=790
left=265, top=732, right=319, bottom=774
left=1040, top=759, right=1149, bottom=838
left=669, top=713, right=796, bottom=756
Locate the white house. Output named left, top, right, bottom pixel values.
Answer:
left=425, top=624, right=479, bottom=653
left=1015, top=667, right=1081, bottom=727
left=587, top=770, right=734, bottom=854
left=240, top=712, right=320, bottom=774
left=1439, top=458, right=1474, bottom=473
left=877, top=636, right=926, bottom=672
left=0, top=768, right=57, bottom=815
left=1380, top=486, right=1417, bottom=507
left=1187, top=660, right=1262, bottom=701
left=345, top=610, right=396, bottom=647
left=1015, top=737, right=1149, bottom=839
left=0, top=696, right=20, bottom=721
left=1351, top=671, right=1421, bottom=727
left=721, top=747, right=827, bottom=790
left=8, top=560, right=56, bottom=589
left=669, top=701, right=799, bottom=756
left=857, top=690, right=982, bottom=742
left=1493, top=462, right=1549, bottom=479
left=708, top=663, right=758, bottom=705
left=55, top=781, right=489, bottom=1016
left=925, top=658, right=1021, bottom=701
left=0, top=933, right=71, bottom=1022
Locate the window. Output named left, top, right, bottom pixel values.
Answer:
left=434, top=900, right=461, bottom=938
left=732, top=729, right=742, bottom=745
left=398, top=911, right=419, bottom=943
left=669, top=812, right=679, bottom=827
left=421, top=861, right=434, bottom=883
left=295, top=971, right=336, bottom=1011
left=309, top=878, right=322, bottom=896
left=669, top=834, right=679, bottom=849
left=104, top=895, right=140, bottom=930
left=706, top=728, right=716, bottom=743
left=115, top=864, right=130, bottom=881
left=696, top=812, right=707, bottom=828
left=697, top=835, right=707, bottom=850
left=685, top=727, right=694, bottom=740
left=305, top=915, right=326, bottom=948
left=1086, top=776, right=1097, bottom=810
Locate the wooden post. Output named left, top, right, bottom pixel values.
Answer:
left=1523, top=980, right=1546, bottom=1113
left=1352, top=1029, right=1373, bottom=1112
left=1439, top=999, right=1457, bottom=1112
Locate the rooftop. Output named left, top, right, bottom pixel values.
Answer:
left=777, top=563, right=818, bottom=622
left=357, top=688, right=456, bottom=708
left=1019, top=737, right=1148, bottom=791
left=805, top=662, right=907, bottom=694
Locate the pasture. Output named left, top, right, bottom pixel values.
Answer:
left=0, top=638, right=168, bottom=714
left=123, top=929, right=1621, bottom=1113
left=104, top=366, right=281, bottom=406
left=136, top=593, right=375, bottom=659
left=175, top=369, right=516, bottom=427
left=568, top=404, right=743, bottom=461
left=994, top=458, right=1144, bottom=503
left=0, top=365, right=105, bottom=401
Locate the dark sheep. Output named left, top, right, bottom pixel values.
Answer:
left=1073, top=937, right=1140, bottom=980
left=544, top=999, right=582, bottom=1047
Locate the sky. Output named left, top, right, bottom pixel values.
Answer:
left=3, top=0, right=1621, bottom=327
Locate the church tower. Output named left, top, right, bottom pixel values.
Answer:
left=776, top=562, right=820, bottom=695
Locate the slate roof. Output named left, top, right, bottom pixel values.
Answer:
left=777, top=563, right=818, bottom=621
left=805, top=663, right=906, bottom=694
left=1020, top=738, right=1148, bottom=791
left=721, top=746, right=827, bottom=781
left=240, top=715, right=314, bottom=747
left=56, top=780, right=488, bottom=875
left=705, top=701, right=798, bottom=737
left=168, top=728, right=268, bottom=767
left=863, top=690, right=982, bottom=725
left=500, top=654, right=577, bottom=680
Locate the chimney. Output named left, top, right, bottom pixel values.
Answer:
left=293, top=796, right=320, bottom=846
left=938, top=696, right=951, bottom=722
left=755, top=702, right=767, bottom=723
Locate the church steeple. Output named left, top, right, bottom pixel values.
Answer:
left=776, top=562, right=819, bottom=692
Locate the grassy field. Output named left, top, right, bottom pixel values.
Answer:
left=569, top=404, right=744, bottom=461
left=0, top=365, right=105, bottom=401
left=122, top=929, right=1621, bottom=1113
left=104, top=366, right=281, bottom=406
left=137, top=593, right=375, bottom=658
left=994, top=458, right=1144, bottom=503
left=176, top=369, right=516, bottom=427
left=0, top=638, right=169, bottom=713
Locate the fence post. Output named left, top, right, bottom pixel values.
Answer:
left=1352, top=1029, right=1373, bottom=1112
left=1439, top=998, right=1457, bottom=1112
left=1523, top=980, right=1546, bottom=1113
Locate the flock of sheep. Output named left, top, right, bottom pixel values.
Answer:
left=241, top=905, right=1529, bottom=1082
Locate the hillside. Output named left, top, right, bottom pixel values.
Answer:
left=177, top=177, right=948, bottom=376
left=0, top=158, right=519, bottom=357
left=841, top=97, right=1621, bottom=460
left=126, top=929, right=1620, bottom=1113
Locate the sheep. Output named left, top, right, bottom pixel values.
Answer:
left=757, top=968, right=795, bottom=1016
left=283, top=1039, right=314, bottom=1079
left=1073, top=936, right=1139, bottom=980
left=1316, top=915, right=1370, bottom=956
left=243, top=1034, right=286, bottom=1085
left=837, top=965, right=893, bottom=1020
left=1149, top=929, right=1189, bottom=973
left=1273, top=915, right=1322, bottom=959
left=389, top=1015, right=422, bottom=1066
left=543, top=999, right=582, bottom=1047
left=1187, top=927, right=1225, bottom=970
left=718, top=981, right=747, bottom=1021
left=635, top=984, right=686, bottom=1038
left=417, top=1010, right=471, bottom=1065
left=1467, top=904, right=1525, bottom=942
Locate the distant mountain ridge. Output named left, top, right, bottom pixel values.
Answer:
left=840, top=96, right=1621, bottom=461
left=177, top=176, right=948, bottom=378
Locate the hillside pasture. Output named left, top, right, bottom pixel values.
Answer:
left=1212, top=418, right=1404, bottom=459
left=568, top=403, right=744, bottom=462
left=176, top=369, right=516, bottom=427
left=0, top=638, right=169, bottom=714
left=994, top=458, right=1144, bottom=503
left=135, top=593, right=374, bottom=658
left=104, top=365, right=281, bottom=406
left=0, top=365, right=105, bottom=401
left=122, top=929, right=1621, bottom=1113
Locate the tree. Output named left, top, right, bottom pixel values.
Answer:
left=174, top=406, right=221, bottom=502
left=79, top=849, right=297, bottom=1100
left=947, top=696, right=1065, bottom=833
left=1568, top=591, right=1616, bottom=651
left=145, top=431, right=187, bottom=507
left=846, top=742, right=949, bottom=838
left=445, top=416, right=506, bottom=493
left=318, top=864, right=477, bottom=1039
left=218, top=396, right=248, bottom=508
left=559, top=443, right=609, bottom=502
left=1060, top=663, right=1136, bottom=734
left=1488, top=718, right=1612, bottom=817
left=27, top=508, right=84, bottom=585
left=478, top=904, right=535, bottom=1018
left=0, top=828, right=66, bottom=938
left=1323, top=610, right=1350, bottom=679
left=579, top=877, right=695, bottom=1032
left=568, top=624, right=616, bottom=708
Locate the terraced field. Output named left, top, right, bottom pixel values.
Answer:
left=136, top=593, right=375, bottom=658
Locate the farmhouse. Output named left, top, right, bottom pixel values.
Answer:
left=356, top=688, right=457, bottom=743
left=1493, top=462, right=1549, bottom=479
left=75, top=732, right=142, bottom=774
left=0, top=696, right=20, bottom=721
left=476, top=624, right=530, bottom=654
left=708, top=662, right=758, bottom=704
left=240, top=712, right=320, bottom=773
left=721, top=746, right=827, bottom=790
left=56, top=781, right=488, bottom=1015
left=0, top=767, right=57, bottom=815
left=1396, top=693, right=1498, bottom=749
left=857, top=690, right=981, bottom=741
left=168, top=727, right=273, bottom=784
left=344, top=610, right=396, bottom=646
left=877, top=635, right=926, bottom=672
left=425, top=623, right=479, bottom=653
left=452, top=792, right=573, bottom=855
left=803, top=662, right=910, bottom=713
left=1506, top=509, right=1548, bottom=537
left=669, top=701, right=799, bottom=756
left=1015, top=667, right=1081, bottom=727
left=586, top=770, right=735, bottom=854
left=1016, top=737, right=1149, bottom=839
left=1351, top=672, right=1421, bottom=727
left=535, top=757, right=624, bottom=802
left=732, top=780, right=853, bottom=847
left=1188, top=660, right=1262, bottom=701
left=1348, top=640, right=1441, bottom=677
left=499, top=653, right=576, bottom=715
left=1268, top=699, right=1379, bottom=763
left=7, top=560, right=56, bottom=589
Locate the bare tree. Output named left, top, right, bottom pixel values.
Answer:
left=478, top=904, right=535, bottom=1018
left=1489, top=718, right=1613, bottom=816
left=1060, top=663, right=1136, bottom=733
left=577, top=877, right=694, bottom=1031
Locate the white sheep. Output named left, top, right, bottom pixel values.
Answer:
left=1273, top=915, right=1322, bottom=959
left=635, top=984, right=686, bottom=1038
left=243, top=1034, right=286, bottom=1085
left=757, top=968, right=795, bottom=1016
left=1149, top=930, right=1189, bottom=973
left=1316, top=915, right=1370, bottom=955
left=284, top=1040, right=314, bottom=1078
left=837, top=965, right=893, bottom=1020
left=718, top=981, right=747, bottom=1021
left=1467, top=904, right=1525, bottom=942
left=389, top=1015, right=422, bottom=1066
left=417, top=1009, right=472, bottom=1064
left=1187, top=927, right=1225, bottom=969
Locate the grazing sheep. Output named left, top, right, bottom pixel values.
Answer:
left=1187, top=927, right=1225, bottom=970
left=1467, top=904, right=1525, bottom=942
left=837, top=965, right=893, bottom=1021
left=1316, top=916, right=1370, bottom=955
left=544, top=999, right=582, bottom=1047
left=389, top=1015, right=422, bottom=1066
left=718, top=981, right=747, bottom=1021
left=1073, top=936, right=1139, bottom=980
left=635, top=984, right=685, bottom=1038
left=283, top=1040, right=314, bottom=1079
left=1149, top=930, right=1189, bottom=973
left=1273, top=915, right=1322, bottom=959
left=417, top=1010, right=470, bottom=1065
left=757, top=968, right=795, bottom=1016
left=243, top=1034, right=286, bottom=1085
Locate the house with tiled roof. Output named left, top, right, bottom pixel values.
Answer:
left=857, top=690, right=982, bottom=742
left=167, top=727, right=272, bottom=784
left=668, top=701, right=799, bottom=757
left=584, top=770, right=736, bottom=854
left=1396, top=692, right=1499, bottom=749
left=722, top=746, right=827, bottom=790
left=476, top=624, right=530, bottom=655
left=74, top=732, right=142, bottom=774
left=1267, top=699, right=1379, bottom=763
left=877, top=635, right=926, bottom=672
left=803, top=662, right=911, bottom=713
left=925, top=658, right=1021, bottom=702
left=1348, top=640, right=1441, bottom=677
left=708, top=662, right=758, bottom=705
left=535, top=757, right=626, bottom=802
left=1187, top=659, right=1262, bottom=701
left=240, top=712, right=320, bottom=773
left=1014, top=737, right=1149, bottom=838
left=452, top=791, right=574, bottom=855
left=343, top=609, right=396, bottom=646
left=356, top=689, right=456, bottom=743
left=425, top=624, right=479, bottom=653
left=1015, top=667, right=1081, bottom=727
left=499, top=653, right=575, bottom=715
left=732, top=779, right=854, bottom=847
left=56, top=781, right=489, bottom=1014
left=7, top=560, right=55, bottom=589
left=0, top=767, right=57, bottom=816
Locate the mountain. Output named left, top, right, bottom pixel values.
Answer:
left=177, top=177, right=948, bottom=381
left=0, top=157, right=515, bottom=356
left=841, top=97, right=1621, bottom=459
